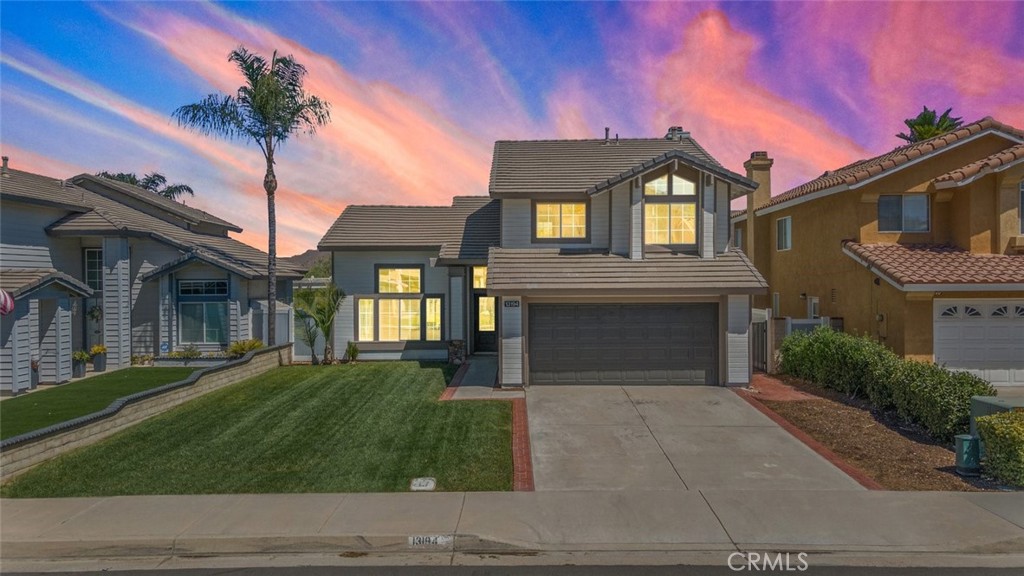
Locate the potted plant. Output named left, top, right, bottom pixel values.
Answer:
left=72, top=350, right=91, bottom=378
left=90, top=344, right=108, bottom=372
left=30, top=358, right=40, bottom=388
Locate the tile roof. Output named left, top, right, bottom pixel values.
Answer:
left=933, top=143, right=1024, bottom=186
left=487, top=247, right=767, bottom=295
left=761, top=117, right=1024, bottom=211
left=437, top=196, right=501, bottom=262
left=489, top=134, right=750, bottom=197
left=1, top=166, right=299, bottom=280
left=318, top=196, right=498, bottom=257
left=74, top=174, right=241, bottom=232
left=842, top=242, right=1024, bottom=287
left=0, top=268, right=93, bottom=299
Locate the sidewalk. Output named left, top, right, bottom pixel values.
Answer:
left=3, top=490, right=1022, bottom=563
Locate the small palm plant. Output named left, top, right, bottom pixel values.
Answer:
left=896, top=106, right=963, bottom=143
left=294, top=286, right=345, bottom=364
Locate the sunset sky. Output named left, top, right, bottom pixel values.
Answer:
left=2, top=1, right=1022, bottom=255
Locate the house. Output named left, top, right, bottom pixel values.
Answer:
left=0, top=158, right=302, bottom=395
left=319, top=127, right=768, bottom=386
left=732, top=117, right=1024, bottom=388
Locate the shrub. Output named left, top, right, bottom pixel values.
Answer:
left=779, top=327, right=996, bottom=441
left=72, top=350, right=91, bottom=363
left=167, top=344, right=202, bottom=360
left=227, top=339, right=264, bottom=359
left=89, top=344, right=107, bottom=356
left=346, top=341, right=359, bottom=362
left=976, top=411, right=1024, bottom=487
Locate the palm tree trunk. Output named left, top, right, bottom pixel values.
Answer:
left=264, top=152, right=278, bottom=347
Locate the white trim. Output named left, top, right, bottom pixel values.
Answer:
left=841, top=245, right=1024, bottom=292
left=933, top=155, right=1024, bottom=189
left=756, top=128, right=1023, bottom=216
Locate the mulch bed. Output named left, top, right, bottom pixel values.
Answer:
left=753, top=375, right=1008, bottom=492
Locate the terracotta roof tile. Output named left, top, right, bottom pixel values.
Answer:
left=761, top=117, right=1024, bottom=211
left=934, top=143, right=1024, bottom=185
left=843, top=242, right=1024, bottom=286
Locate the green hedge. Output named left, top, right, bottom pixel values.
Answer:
left=779, top=327, right=996, bottom=441
left=976, top=411, right=1024, bottom=487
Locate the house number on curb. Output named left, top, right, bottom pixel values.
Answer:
left=408, top=535, right=453, bottom=547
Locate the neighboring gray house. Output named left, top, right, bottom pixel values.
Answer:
left=319, top=127, right=768, bottom=386
left=0, top=160, right=301, bottom=395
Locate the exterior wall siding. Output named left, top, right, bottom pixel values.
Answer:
left=630, top=181, right=643, bottom=259
left=499, top=296, right=523, bottom=386
left=38, top=299, right=57, bottom=383
left=701, top=177, right=715, bottom=259
left=57, top=298, right=72, bottom=382
left=610, top=185, right=630, bottom=256
left=500, top=197, right=609, bottom=249
left=726, top=294, right=751, bottom=385
left=102, top=237, right=132, bottom=369
left=449, top=275, right=465, bottom=341
left=1, top=300, right=32, bottom=394
left=716, top=179, right=730, bottom=254
left=130, top=240, right=181, bottom=356
left=0, top=203, right=80, bottom=272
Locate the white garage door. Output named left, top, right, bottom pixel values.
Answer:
left=933, top=299, right=1024, bottom=388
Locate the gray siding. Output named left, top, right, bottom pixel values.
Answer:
left=449, top=275, right=465, bottom=340
left=701, top=177, right=715, bottom=259
left=38, top=299, right=57, bottom=383
left=500, top=296, right=523, bottom=386
left=57, top=298, right=72, bottom=382
left=102, top=237, right=131, bottom=369
left=0, top=203, right=79, bottom=272
left=630, top=181, right=643, bottom=259
left=610, top=185, right=630, bottom=256
left=130, top=239, right=181, bottom=355
left=715, top=179, right=730, bottom=254
left=1, top=300, right=32, bottom=393
left=726, top=294, right=751, bottom=385
left=500, top=197, right=609, bottom=250
left=332, top=250, right=450, bottom=360
left=28, top=299, right=39, bottom=387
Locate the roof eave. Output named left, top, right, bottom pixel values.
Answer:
left=934, top=155, right=1024, bottom=189
left=586, top=150, right=757, bottom=197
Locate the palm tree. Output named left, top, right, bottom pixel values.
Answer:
left=96, top=171, right=195, bottom=201
left=173, top=46, right=331, bottom=346
left=896, top=107, right=964, bottom=143
left=294, top=285, right=345, bottom=364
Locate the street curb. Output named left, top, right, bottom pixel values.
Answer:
left=734, top=387, right=886, bottom=491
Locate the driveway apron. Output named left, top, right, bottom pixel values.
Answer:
left=526, top=386, right=864, bottom=491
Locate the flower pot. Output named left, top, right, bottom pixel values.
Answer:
left=73, top=361, right=86, bottom=378
left=92, top=353, right=107, bottom=372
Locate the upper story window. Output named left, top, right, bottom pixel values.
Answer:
left=776, top=216, right=792, bottom=251
left=472, top=266, right=487, bottom=289
left=534, top=202, right=587, bottom=240
left=84, top=248, right=103, bottom=292
left=178, top=280, right=228, bottom=297
left=878, top=194, right=929, bottom=233
left=377, top=267, right=421, bottom=293
left=644, top=172, right=697, bottom=246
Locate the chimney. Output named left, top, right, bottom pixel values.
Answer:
left=1, top=156, right=8, bottom=176
left=604, top=126, right=610, bottom=144
left=743, top=151, right=773, bottom=275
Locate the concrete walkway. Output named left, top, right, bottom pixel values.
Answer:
left=451, top=355, right=523, bottom=400
left=2, top=490, right=1022, bottom=564
left=527, top=386, right=862, bottom=491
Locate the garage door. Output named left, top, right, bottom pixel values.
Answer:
left=528, top=303, right=718, bottom=385
left=933, top=299, right=1024, bottom=387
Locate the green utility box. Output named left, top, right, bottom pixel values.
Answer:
left=955, top=434, right=981, bottom=476
left=970, top=396, right=1024, bottom=436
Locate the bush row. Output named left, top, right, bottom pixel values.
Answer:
left=976, top=411, right=1024, bottom=487
left=779, top=327, right=996, bottom=442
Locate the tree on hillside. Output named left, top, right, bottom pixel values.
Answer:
left=173, top=46, right=331, bottom=346
left=896, top=107, right=964, bottom=143
left=96, top=171, right=195, bottom=201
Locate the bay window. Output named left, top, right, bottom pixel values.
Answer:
left=643, top=172, right=697, bottom=246
left=534, top=202, right=587, bottom=240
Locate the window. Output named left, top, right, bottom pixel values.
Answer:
left=377, top=267, right=421, bottom=293
left=378, top=299, right=400, bottom=341
left=878, top=194, right=929, bottom=232
left=426, top=298, right=442, bottom=341
left=535, top=202, right=587, bottom=240
left=734, top=227, right=744, bottom=250
left=478, top=297, right=496, bottom=332
left=964, top=306, right=982, bottom=317
left=358, top=299, right=375, bottom=341
left=356, top=296, right=443, bottom=342
left=84, top=248, right=103, bottom=292
left=807, top=296, right=820, bottom=319
left=940, top=306, right=959, bottom=318
left=644, top=172, right=698, bottom=246
left=992, top=306, right=1008, bottom=318
left=178, top=280, right=228, bottom=296
left=472, top=266, right=488, bottom=290
left=776, top=217, right=792, bottom=251
left=180, top=302, right=228, bottom=344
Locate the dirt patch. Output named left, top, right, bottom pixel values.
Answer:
left=758, top=376, right=1007, bottom=492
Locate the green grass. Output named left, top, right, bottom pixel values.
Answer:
left=1, top=368, right=198, bottom=440
left=1, top=362, right=512, bottom=497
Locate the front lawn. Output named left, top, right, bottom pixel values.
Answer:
left=1, top=362, right=512, bottom=497
left=1, top=368, right=198, bottom=441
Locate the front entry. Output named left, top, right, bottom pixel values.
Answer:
left=474, top=294, right=498, bottom=352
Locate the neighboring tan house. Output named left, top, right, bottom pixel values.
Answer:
left=319, top=127, right=768, bottom=386
left=0, top=159, right=301, bottom=395
left=733, top=117, right=1024, bottom=388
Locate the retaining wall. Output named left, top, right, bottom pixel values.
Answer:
left=0, top=344, right=291, bottom=482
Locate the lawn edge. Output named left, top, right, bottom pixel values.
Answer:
left=734, top=384, right=885, bottom=491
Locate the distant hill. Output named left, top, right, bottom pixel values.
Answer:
left=282, top=249, right=329, bottom=277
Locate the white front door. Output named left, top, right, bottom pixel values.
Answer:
left=933, top=299, right=1024, bottom=387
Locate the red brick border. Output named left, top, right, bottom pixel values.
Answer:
left=437, top=362, right=534, bottom=491
left=735, top=387, right=885, bottom=490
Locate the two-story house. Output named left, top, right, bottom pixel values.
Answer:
left=0, top=159, right=301, bottom=395
left=733, top=117, right=1024, bottom=388
left=319, top=127, right=768, bottom=386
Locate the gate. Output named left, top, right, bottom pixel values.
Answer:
left=752, top=319, right=768, bottom=372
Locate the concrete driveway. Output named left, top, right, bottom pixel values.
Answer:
left=527, top=386, right=864, bottom=491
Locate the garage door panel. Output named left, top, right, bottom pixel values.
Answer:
left=529, top=303, right=718, bottom=385
left=934, top=299, right=1024, bottom=387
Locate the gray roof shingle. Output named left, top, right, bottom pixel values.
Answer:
left=0, top=268, right=93, bottom=298
left=487, top=247, right=767, bottom=295
left=488, top=135, right=754, bottom=197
